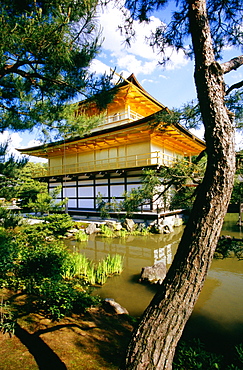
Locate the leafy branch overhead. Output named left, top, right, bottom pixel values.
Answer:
left=0, top=0, right=115, bottom=137
left=120, top=0, right=243, bottom=130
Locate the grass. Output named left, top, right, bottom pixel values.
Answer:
left=63, top=253, right=123, bottom=285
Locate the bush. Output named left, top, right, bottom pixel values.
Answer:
left=17, top=240, right=69, bottom=292
left=44, top=213, right=74, bottom=235
left=173, top=339, right=243, bottom=369
left=0, top=229, right=19, bottom=281
left=33, top=280, right=100, bottom=320
left=18, top=223, right=52, bottom=246
left=215, top=236, right=243, bottom=260
left=0, top=207, right=22, bottom=229
left=173, top=339, right=223, bottom=369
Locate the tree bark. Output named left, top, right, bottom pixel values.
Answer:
left=121, top=1, right=236, bottom=369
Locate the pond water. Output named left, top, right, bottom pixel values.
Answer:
left=68, top=213, right=243, bottom=351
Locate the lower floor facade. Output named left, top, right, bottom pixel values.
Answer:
left=47, top=166, right=165, bottom=213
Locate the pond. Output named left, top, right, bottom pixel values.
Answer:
left=68, top=213, right=243, bottom=352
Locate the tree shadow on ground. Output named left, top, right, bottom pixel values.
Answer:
left=13, top=309, right=134, bottom=370
left=15, top=323, right=67, bottom=370
left=76, top=308, right=134, bottom=367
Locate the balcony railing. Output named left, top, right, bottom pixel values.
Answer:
left=92, top=109, right=144, bottom=132
left=32, top=151, right=182, bottom=178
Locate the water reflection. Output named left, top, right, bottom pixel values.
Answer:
left=68, top=213, right=243, bottom=349
left=186, top=213, right=243, bottom=350
left=68, top=227, right=183, bottom=270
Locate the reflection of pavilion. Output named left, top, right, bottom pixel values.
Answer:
left=67, top=229, right=183, bottom=269
left=154, top=243, right=176, bottom=265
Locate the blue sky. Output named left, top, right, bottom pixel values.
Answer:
left=3, top=2, right=243, bottom=162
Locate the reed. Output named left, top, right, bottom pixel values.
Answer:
left=63, top=252, right=123, bottom=285
left=75, top=230, right=89, bottom=242
left=95, top=260, right=108, bottom=285
left=117, top=229, right=128, bottom=238
left=63, top=253, right=90, bottom=280
left=100, top=224, right=115, bottom=237
left=85, top=262, right=96, bottom=285
left=105, top=254, right=123, bottom=275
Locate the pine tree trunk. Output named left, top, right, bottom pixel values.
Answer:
left=121, top=1, right=235, bottom=369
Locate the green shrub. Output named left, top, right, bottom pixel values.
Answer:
left=17, top=240, right=69, bottom=292
left=173, top=339, right=223, bottom=369
left=0, top=229, right=19, bottom=281
left=44, top=213, right=74, bottom=235
left=33, top=280, right=100, bottom=320
left=18, top=223, right=52, bottom=246
left=235, top=343, right=243, bottom=368
left=0, top=207, right=22, bottom=229
left=215, top=236, right=243, bottom=259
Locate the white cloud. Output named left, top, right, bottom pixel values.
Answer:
left=23, top=139, right=47, bottom=163
left=0, top=131, right=47, bottom=163
left=114, top=53, right=158, bottom=75
left=159, top=74, right=169, bottom=79
left=26, top=139, right=42, bottom=148
left=89, top=59, right=112, bottom=76
left=95, top=3, right=189, bottom=77
left=235, top=129, right=243, bottom=151
left=190, top=126, right=243, bottom=151
left=0, top=131, right=23, bottom=158
left=141, top=78, right=158, bottom=84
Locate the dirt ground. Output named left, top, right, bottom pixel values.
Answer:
left=0, top=307, right=134, bottom=370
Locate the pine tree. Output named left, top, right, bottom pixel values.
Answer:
left=118, top=0, right=243, bottom=368
left=0, top=0, right=114, bottom=137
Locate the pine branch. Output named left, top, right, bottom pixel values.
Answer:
left=221, top=55, right=243, bottom=74
left=226, top=80, right=243, bottom=95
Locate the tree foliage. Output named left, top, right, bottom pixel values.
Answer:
left=0, top=0, right=115, bottom=137
left=121, top=0, right=243, bottom=130
left=122, top=156, right=206, bottom=214
left=27, top=185, right=67, bottom=214
left=0, top=146, right=29, bottom=200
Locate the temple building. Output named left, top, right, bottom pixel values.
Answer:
left=19, top=74, right=205, bottom=216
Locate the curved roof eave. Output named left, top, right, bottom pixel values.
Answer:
left=17, top=110, right=205, bottom=157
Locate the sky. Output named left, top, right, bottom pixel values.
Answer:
left=3, top=1, right=243, bottom=162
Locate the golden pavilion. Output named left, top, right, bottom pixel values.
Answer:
left=19, top=74, right=205, bottom=215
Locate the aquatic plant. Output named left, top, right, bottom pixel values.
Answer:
left=95, top=254, right=123, bottom=285
left=75, top=229, right=89, bottom=242
left=100, top=224, right=115, bottom=237
left=63, top=253, right=91, bottom=280
left=63, top=252, right=123, bottom=285
left=117, top=229, right=128, bottom=238
left=105, top=254, right=123, bottom=275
